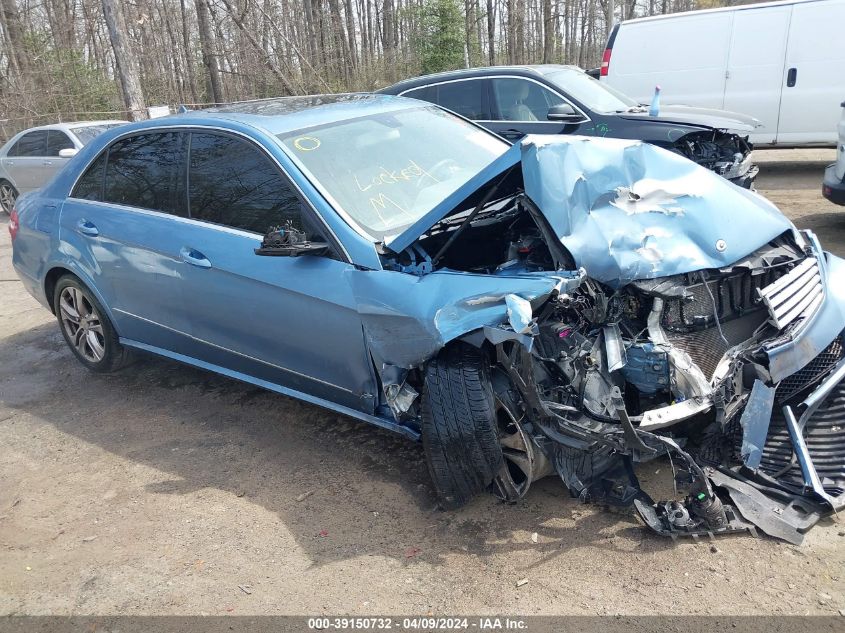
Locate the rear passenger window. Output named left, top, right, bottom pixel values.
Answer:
left=71, top=154, right=107, bottom=201
left=188, top=132, right=316, bottom=236
left=103, top=132, right=188, bottom=216
left=436, top=81, right=485, bottom=119
left=9, top=130, right=48, bottom=157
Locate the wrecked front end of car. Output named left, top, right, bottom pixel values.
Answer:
left=367, top=136, right=845, bottom=544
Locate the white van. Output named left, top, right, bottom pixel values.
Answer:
left=599, top=0, right=845, bottom=147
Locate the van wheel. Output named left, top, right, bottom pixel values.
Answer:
left=53, top=275, right=129, bottom=373
left=421, top=343, right=504, bottom=509
left=0, top=181, right=17, bottom=215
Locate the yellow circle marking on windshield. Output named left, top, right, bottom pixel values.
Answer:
left=294, top=136, right=321, bottom=151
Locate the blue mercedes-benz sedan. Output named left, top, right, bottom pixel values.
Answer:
left=10, top=94, right=845, bottom=544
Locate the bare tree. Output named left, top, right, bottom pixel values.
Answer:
left=101, top=0, right=146, bottom=120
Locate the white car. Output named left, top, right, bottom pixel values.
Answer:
left=0, top=120, right=126, bottom=215
left=823, top=100, right=845, bottom=204
left=599, top=0, right=845, bottom=147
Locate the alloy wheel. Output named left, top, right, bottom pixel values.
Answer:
left=0, top=183, right=15, bottom=215
left=491, top=394, right=536, bottom=501
left=59, top=287, right=106, bottom=363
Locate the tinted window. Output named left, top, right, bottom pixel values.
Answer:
left=72, top=153, right=107, bottom=201
left=436, top=81, right=485, bottom=119
left=189, top=132, right=315, bottom=236
left=9, top=130, right=48, bottom=157
left=490, top=78, right=565, bottom=121
left=103, top=132, right=188, bottom=216
left=46, top=131, right=75, bottom=156
left=401, top=85, right=435, bottom=103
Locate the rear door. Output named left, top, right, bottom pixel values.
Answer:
left=777, top=0, right=845, bottom=145
left=60, top=131, right=195, bottom=352
left=2, top=130, right=49, bottom=193
left=722, top=4, right=791, bottom=145
left=604, top=12, right=733, bottom=108
left=176, top=131, right=376, bottom=411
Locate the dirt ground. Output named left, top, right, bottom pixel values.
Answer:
left=1, top=148, right=844, bottom=617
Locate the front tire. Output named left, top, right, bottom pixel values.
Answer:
left=421, top=343, right=504, bottom=509
left=53, top=275, right=129, bottom=373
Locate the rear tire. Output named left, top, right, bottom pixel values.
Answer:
left=421, top=343, right=504, bottom=509
left=53, top=275, right=129, bottom=373
left=0, top=180, right=17, bottom=215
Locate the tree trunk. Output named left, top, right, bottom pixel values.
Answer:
left=101, top=0, right=146, bottom=120
left=0, top=0, right=28, bottom=75
left=194, top=0, right=224, bottom=104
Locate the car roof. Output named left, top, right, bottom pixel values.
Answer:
left=380, top=64, right=585, bottom=93
left=179, top=93, right=424, bottom=136
left=10, top=120, right=127, bottom=135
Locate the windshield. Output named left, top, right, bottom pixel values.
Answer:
left=277, top=106, right=507, bottom=240
left=72, top=123, right=125, bottom=145
left=545, top=69, right=637, bottom=113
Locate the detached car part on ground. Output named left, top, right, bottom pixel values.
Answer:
left=379, top=65, right=760, bottom=189
left=822, top=100, right=845, bottom=205
left=10, top=97, right=844, bottom=545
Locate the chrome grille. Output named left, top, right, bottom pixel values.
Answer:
left=776, top=334, right=845, bottom=403
left=758, top=258, right=824, bottom=330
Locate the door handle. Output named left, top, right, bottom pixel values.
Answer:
left=499, top=128, right=525, bottom=140
left=786, top=67, right=797, bottom=87
left=76, top=219, right=99, bottom=237
left=42, top=160, right=53, bottom=166
left=180, top=247, right=212, bottom=269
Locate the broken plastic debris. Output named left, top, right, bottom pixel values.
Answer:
left=516, top=578, right=529, bottom=587
left=505, top=294, right=533, bottom=334
left=404, top=546, right=422, bottom=558
left=531, top=532, right=538, bottom=543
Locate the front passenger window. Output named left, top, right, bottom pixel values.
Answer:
left=188, top=132, right=319, bottom=238
left=491, top=78, right=565, bottom=122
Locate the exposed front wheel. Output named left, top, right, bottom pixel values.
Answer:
left=422, top=343, right=524, bottom=509
left=0, top=181, right=17, bottom=215
left=53, top=275, right=129, bottom=373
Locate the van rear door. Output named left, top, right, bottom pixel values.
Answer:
left=603, top=12, right=732, bottom=109
left=776, top=0, right=845, bottom=145
left=722, top=4, right=791, bottom=146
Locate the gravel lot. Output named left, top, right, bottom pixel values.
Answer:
left=1, top=149, right=844, bottom=616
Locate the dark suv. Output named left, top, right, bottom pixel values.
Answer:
left=380, top=65, right=759, bottom=188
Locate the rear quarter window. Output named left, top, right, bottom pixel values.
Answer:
left=71, top=154, right=107, bottom=201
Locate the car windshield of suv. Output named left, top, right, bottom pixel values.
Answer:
left=277, top=106, right=508, bottom=240
left=72, top=123, right=125, bottom=145
left=544, top=68, right=638, bottom=114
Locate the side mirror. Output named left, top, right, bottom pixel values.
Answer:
left=58, top=148, right=78, bottom=158
left=547, top=103, right=585, bottom=123
left=255, top=224, right=329, bottom=257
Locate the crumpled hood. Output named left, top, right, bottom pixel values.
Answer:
left=387, top=135, right=793, bottom=288
left=521, top=135, right=792, bottom=287
left=619, top=104, right=762, bottom=134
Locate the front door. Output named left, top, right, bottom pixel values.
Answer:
left=176, top=131, right=376, bottom=411
left=485, top=77, right=576, bottom=141
left=776, top=0, right=845, bottom=145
